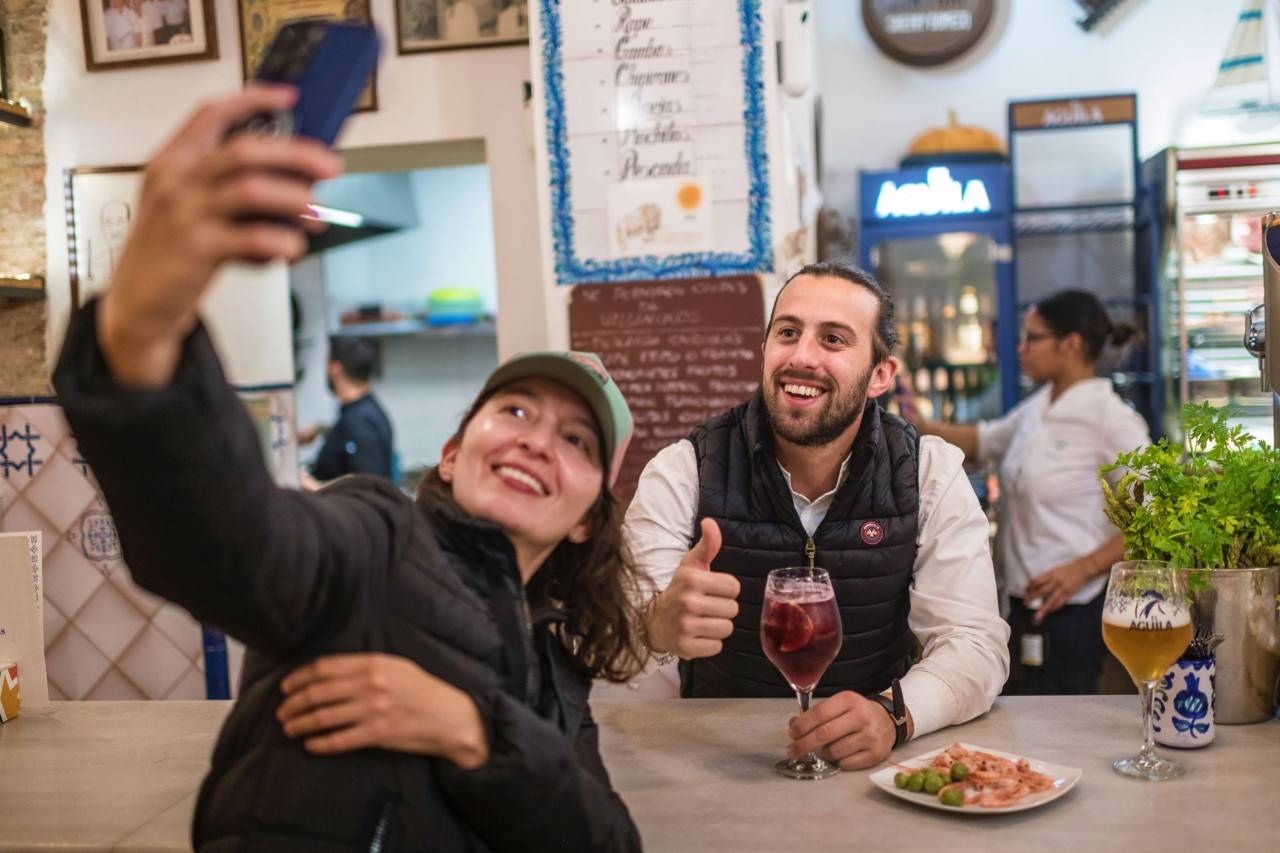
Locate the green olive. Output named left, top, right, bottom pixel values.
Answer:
left=950, top=761, right=970, bottom=782
left=939, top=787, right=965, bottom=807
left=923, top=774, right=944, bottom=794
left=906, top=771, right=925, bottom=793
left=894, top=772, right=910, bottom=789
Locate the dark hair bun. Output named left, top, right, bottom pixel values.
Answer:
left=1109, top=322, right=1137, bottom=348
left=1035, top=289, right=1129, bottom=365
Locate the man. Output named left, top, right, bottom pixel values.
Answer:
left=301, top=337, right=394, bottom=486
left=103, top=0, right=142, bottom=53
left=625, top=262, right=1009, bottom=770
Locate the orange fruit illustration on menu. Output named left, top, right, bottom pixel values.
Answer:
left=676, top=181, right=703, bottom=212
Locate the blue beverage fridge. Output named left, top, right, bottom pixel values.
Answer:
left=859, top=163, right=1018, bottom=423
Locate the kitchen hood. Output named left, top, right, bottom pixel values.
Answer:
left=302, top=203, right=402, bottom=254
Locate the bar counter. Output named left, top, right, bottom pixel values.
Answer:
left=0, top=696, right=1275, bottom=851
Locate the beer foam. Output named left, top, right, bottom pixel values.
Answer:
left=769, top=581, right=834, bottom=604
left=1103, top=610, right=1191, bottom=628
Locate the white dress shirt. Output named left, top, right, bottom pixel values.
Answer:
left=140, top=0, right=164, bottom=41
left=624, top=434, right=1011, bottom=739
left=976, top=378, right=1151, bottom=605
left=104, top=6, right=143, bottom=51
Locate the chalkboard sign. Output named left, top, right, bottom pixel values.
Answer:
left=568, top=276, right=764, bottom=502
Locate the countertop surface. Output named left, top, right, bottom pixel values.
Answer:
left=593, top=695, right=1280, bottom=852
left=0, top=696, right=1276, bottom=851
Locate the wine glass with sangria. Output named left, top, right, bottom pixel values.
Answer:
left=761, top=566, right=843, bottom=780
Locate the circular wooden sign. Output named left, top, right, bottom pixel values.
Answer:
left=862, top=0, right=995, bottom=67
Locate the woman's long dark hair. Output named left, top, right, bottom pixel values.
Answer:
left=1034, top=289, right=1136, bottom=366
left=416, top=385, right=647, bottom=683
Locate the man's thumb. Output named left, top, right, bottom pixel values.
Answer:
left=688, top=518, right=722, bottom=568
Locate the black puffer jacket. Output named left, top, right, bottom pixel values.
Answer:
left=681, top=392, right=920, bottom=698
left=54, top=301, right=642, bottom=853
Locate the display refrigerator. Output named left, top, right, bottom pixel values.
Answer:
left=1145, top=144, right=1280, bottom=444
left=858, top=163, right=1018, bottom=423
left=1008, top=93, right=1160, bottom=437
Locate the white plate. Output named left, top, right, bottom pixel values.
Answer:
left=868, top=743, right=1082, bottom=815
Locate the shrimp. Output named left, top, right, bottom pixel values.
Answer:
left=916, top=745, right=1055, bottom=808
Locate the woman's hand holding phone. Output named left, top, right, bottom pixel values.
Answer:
left=97, top=85, right=342, bottom=389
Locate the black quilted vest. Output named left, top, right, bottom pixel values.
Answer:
left=681, top=391, right=920, bottom=698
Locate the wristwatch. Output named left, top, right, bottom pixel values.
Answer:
left=868, top=678, right=908, bottom=749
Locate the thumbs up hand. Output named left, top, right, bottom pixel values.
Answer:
left=644, top=518, right=742, bottom=660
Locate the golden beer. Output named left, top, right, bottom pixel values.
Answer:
left=1102, top=617, right=1192, bottom=684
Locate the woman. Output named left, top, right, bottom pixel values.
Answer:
left=54, top=86, right=644, bottom=852
left=903, top=290, right=1150, bottom=695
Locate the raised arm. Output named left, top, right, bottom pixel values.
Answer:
left=910, top=418, right=979, bottom=460
left=624, top=441, right=740, bottom=660
left=94, top=87, right=338, bottom=388
left=51, top=88, right=398, bottom=657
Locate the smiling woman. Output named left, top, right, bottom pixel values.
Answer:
left=53, top=89, right=645, bottom=852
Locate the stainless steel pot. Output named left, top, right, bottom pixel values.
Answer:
left=1189, top=567, right=1280, bottom=724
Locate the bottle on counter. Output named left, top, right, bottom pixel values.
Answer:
left=1021, top=598, right=1045, bottom=668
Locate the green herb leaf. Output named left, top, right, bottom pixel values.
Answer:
left=1098, top=403, right=1280, bottom=570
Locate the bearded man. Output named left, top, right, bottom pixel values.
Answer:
left=624, top=262, right=1009, bottom=770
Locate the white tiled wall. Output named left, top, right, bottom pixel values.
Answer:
left=0, top=393, right=296, bottom=700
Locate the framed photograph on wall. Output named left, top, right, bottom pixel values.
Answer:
left=395, top=0, right=528, bottom=54
left=65, top=165, right=143, bottom=307
left=78, top=0, right=219, bottom=72
left=237, top=0, right=378, bottom=111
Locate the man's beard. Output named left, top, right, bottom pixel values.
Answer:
left=764, top=364, right=872, bottom=448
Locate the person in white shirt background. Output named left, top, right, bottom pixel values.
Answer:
left=139, top=0, right=164, bottom=45
left=103, top=0, right=143, bottom=51
left=904, top=289, right=1150, bottom=696
left=624, top=262, right=1009, bottom=771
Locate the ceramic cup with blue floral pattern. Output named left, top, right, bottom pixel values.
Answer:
left=1152, top=657, right=1215, bottom=748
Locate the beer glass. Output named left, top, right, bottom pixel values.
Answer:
left=1102, top=560, right=1192, bottom=780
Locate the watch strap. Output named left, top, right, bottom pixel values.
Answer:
left=868, top=678, right=908, bottom=748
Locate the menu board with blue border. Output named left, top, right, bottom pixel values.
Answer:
left=537, top=0, right=772, bottom=284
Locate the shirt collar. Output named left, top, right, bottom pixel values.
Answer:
left=776, top=452, right=853, bottom=507
left=1044, top=377, right=1112, bottom=418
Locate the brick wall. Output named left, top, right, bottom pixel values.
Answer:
left=0, top=0, right=49, bottom=396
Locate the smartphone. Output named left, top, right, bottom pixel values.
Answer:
left=234, top=20, right=380, bottom=146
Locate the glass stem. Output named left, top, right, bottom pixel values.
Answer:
left=795, top=690, right=819, bottom=765
left=1139, top=680, right=1156, bottom=759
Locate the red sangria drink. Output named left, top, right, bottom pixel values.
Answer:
left=762, top=590, right=841, bottom=691
left=760, top=567, right=843, bottom=780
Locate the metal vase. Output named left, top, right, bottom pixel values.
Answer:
left=1188, top=567, right=1280, bottom=724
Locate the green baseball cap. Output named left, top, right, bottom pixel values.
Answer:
left=482, top=350, right=634, bottom=488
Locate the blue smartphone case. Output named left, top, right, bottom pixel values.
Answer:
left=253, top=21, right=380, bottom=146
